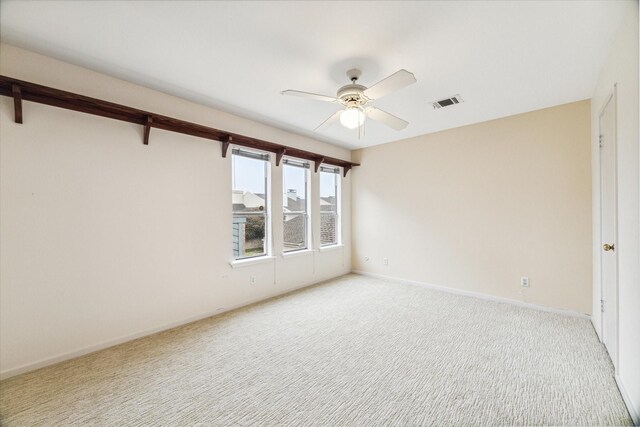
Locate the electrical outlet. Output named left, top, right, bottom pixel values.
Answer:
left=250, top=275, right=256, bottom=285
left=383, top=258, right=389, bottom=266
left=521, top=276, right=529, bottom=287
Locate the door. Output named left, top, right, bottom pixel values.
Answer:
left=599, top=89, right=618, bottom=369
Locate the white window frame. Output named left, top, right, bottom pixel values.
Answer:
left=282, top=158, right=311, bottom=253
left=319, top=165, right=341, bottom=247
left=231, top=148, right=271, bottom=260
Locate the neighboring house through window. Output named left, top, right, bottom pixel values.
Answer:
left=232, top=149, right=269, bottom=259
left=320, top=165, right=340, bottom=246
left=282, top=158, right=309, bottom=252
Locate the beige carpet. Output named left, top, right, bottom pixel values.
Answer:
left=0, top=274, right=632, bottom=426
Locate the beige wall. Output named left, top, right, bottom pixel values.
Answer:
left=590, top=2, right=639, bottom=422
left=352, top=100, right=592, bottom=314
left=0, top=44, right=352, bottom=377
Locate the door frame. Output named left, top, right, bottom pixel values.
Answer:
left=598, top=84, right=619, bottom=370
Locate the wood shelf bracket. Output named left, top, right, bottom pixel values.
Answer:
left=343, top=164, right=352, bottom=177
left=12, top=84, right=22, bottom=124
left=276, top=148, right=287, bottom=166
left=143, top=116, right=153, bottom=145
left=221, top=135, right=232, bottom=158
left=314, top=157, right=325, bottom=173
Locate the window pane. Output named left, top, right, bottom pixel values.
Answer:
left=320, top=170, right=337, bottom=213
left=283, top=163, right=308, bottom=252
left=320, top=212, right=337, bottom=246
left=283, top=165, right=307, bottom=212
left=283, top=213, right=307, bottom=251
left=233, top=214, right=266, bottom=258
left=233, top=155, right=266, bottom=198
left=320, top=169, right=339, bottom=246
left=232, top=153, right=268, bottom=259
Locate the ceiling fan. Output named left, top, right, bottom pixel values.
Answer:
left=281, top=68, right=416, bottom=135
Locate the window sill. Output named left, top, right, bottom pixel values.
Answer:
left=229, top=256, right=275, bottom=269
left=282, top=249, right=315, bottom=259
left=319, top=244, right=344, bottom=252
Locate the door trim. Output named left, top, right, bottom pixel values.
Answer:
left=598, top=83, right=619, bottom=371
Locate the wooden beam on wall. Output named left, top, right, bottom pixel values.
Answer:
left=0, top=75, right=360, bottom=171
left=11, top=84, right=22, bottom=124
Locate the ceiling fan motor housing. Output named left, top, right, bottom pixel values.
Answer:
left=337, top=84, right=368, bottom=105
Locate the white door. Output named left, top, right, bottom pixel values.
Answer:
left=599, top=90, right=618, bottom=369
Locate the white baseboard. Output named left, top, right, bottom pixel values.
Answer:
left=0, top=275, right=338, bottom=380
left=616, top=374, right=640, bottom=426
left=351, top=270, right=590, bottom=320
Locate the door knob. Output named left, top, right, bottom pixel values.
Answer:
left=603, top=243, right=615, bottom=252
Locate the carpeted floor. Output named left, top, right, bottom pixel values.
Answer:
left=0, top=274, right=632, bottom=426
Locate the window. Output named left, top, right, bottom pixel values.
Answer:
left=232, top=149, right=269, bottom=259
left=319, top=166, right=340, bottom=246
left=282, top=159, right=309, bottom=252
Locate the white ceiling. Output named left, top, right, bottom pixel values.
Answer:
left=0, top=1, right=631, bottom=149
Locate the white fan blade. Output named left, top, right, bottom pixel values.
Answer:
left=315, top=110, right=343, bottom=131
left=281, top=90, right=338, bottom=103
left=363, top=69, right=416, bottom=100
left=367, top=107, right=409, bottom=130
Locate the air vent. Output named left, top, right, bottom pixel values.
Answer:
left=432, top=95, right=463, bottom=109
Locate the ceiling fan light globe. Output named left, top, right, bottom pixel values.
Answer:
left=340, top=108, right=365, bottom=129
